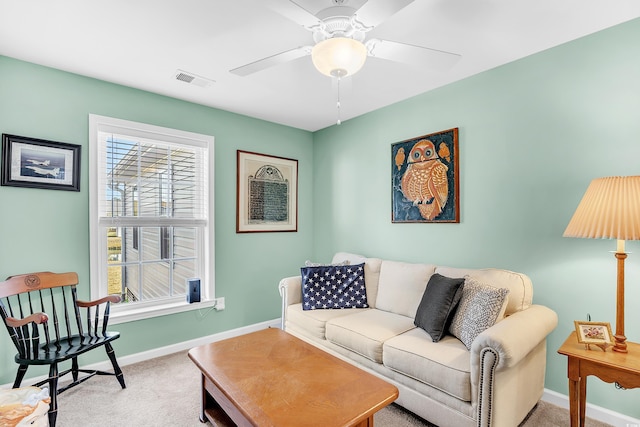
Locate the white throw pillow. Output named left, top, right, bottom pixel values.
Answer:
left=304, top=259, right=350, bottom=267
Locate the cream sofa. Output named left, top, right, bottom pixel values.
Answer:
left=278, top=252, right=558, bottom=427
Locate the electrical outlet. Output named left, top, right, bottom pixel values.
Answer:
left=214, top=297, right=225, bottom=311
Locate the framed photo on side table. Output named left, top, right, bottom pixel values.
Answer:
left=1, top=134, right=81, bottom=191
left=574, top=320, right=614, bottom=350
left=236, top=150, right=298, bottom=233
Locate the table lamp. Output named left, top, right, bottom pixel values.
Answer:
left=563, top=176, right=640, bottom=353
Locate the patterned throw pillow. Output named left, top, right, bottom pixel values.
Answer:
left=449, top=276, right=509, bottom=350
left=301, top=263, right=367, bottom=310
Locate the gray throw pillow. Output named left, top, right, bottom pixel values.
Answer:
left=414, top=273, right=465, bottom=342
left=449, top=276, right=509, bottom=350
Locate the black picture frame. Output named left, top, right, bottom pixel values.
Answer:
left=1, top=134, right=81, bottom=192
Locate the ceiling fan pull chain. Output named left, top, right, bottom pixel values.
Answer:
left=336, top=76, right=342, bottom=126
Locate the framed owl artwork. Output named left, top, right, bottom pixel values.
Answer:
left=391, top=128, right=459, bottom=223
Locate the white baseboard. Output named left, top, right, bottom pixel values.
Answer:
left=542, top=388, right=640, bottom=427
left=4, top=318, right=639, bottom=427
left=1, top=318, right=281, bottom=389
left=111, top=318, right=281, bottom=367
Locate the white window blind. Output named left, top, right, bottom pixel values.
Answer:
left=97, top=131, right=208, bottom=224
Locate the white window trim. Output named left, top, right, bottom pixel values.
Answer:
left=89, top=114, right=215, bottom=324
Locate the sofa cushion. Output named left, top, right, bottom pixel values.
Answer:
left=301, top=263, right=368, bottom=310
left=414, top=273, right=465, bottom=342
left=383, top=328, right=471, bottom=402
left=286, top=303, right=367, bottom=340
left=332, top=253, right=382, bottom=309
left=325, top=309, right=415, bottom=363
left=435, top=266, right=532, bottom=316
left=375, top=260, right=436, bottom=318
left=449, top=276, right=509, bottom=350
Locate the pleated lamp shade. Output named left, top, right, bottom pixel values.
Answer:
left=564, top=176, right=640, bottom=243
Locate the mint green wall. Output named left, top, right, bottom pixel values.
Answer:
left=2, top=17, right=640, bottom=419
left=312, top=18, right=640, bottom=418
left=0, top=56, right=314, bottom=383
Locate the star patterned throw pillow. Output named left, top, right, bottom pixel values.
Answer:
left=301, top=263, right=368, bottom=310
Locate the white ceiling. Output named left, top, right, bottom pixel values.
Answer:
left=1, top=0, right=639, bottom=132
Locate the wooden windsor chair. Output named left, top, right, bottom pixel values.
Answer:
left=0, top=271, right=126, bottom=427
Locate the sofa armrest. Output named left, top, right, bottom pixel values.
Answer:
left=279, top=275, right=302, bottom=305
left=472, top=304, right=558, bottom=370
left=278, top=275, right=302, bottom=329
left=471, top=304, right=557, bottom=426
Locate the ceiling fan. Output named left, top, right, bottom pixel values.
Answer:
left=230, top=0, right=461, bottom=78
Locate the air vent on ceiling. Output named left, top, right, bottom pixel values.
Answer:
left=174, top=70, right=215, bottom=88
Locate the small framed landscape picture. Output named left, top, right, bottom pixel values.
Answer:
left=574, top=320, right=614, bottom=346
left=1, top=134, right=81, bottom=191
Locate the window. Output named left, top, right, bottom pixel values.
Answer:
left=89, top=114, right=214, bottom=323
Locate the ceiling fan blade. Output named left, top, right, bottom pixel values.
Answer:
left=366, top=39, right=461, bottom=72
left=352, top=0, right=415, bottom=31
left=263, top=0, right=322, bottom=29
left=230, top=46, right=312, bottom=77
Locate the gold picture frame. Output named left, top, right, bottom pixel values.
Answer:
left=574, top=320, right=614, bottom=351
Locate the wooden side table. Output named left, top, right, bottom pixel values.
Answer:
left=558, top=332, right=640, bottom=427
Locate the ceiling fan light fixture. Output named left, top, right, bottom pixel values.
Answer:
left=311, top=37, right=367, bottom=78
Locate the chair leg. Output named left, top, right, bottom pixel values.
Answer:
left=47, top=363, right=59, bottom=427
left=13, top=364, right=28, bottom=388
left=72, top=357, right=79, bottom=382
left=105, top=343, right=126, bottom=388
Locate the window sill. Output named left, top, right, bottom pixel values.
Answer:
left=109, top=298, right=218, bottom=325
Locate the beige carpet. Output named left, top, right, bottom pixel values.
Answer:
left=53, top=350, right=612, bottom=427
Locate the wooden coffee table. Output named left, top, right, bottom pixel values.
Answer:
left=188, top=328, right=398, bottom=427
